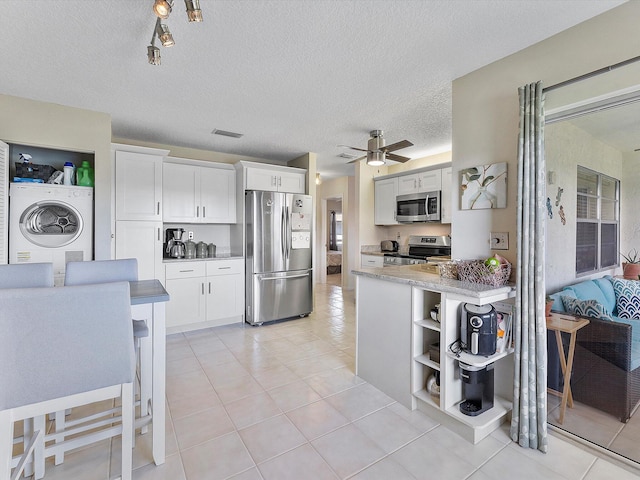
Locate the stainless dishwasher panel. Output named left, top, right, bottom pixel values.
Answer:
left=246, top=269, right=313, bottom=325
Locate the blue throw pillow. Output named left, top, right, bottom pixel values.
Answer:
left=560, top=295, right=613, bottom=321
left=611, top=278, right=640, bottom=319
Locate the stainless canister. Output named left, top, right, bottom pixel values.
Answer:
left=196, top=241, right=207, bottom=258
left=208, top=243, right=216, bottom=257
left=185, top=240, right=196, bottom=259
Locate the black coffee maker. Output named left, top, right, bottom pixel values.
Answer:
left=459, top=361, right=494, bottom=416
left=164, top=228, right=186, bottom=259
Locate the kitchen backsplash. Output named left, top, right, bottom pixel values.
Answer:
left=163, top=223, right=232, bottom=254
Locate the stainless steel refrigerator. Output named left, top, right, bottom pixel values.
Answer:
left=245, top=190, right=313, bottom=325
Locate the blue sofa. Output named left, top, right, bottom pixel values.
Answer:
left=549, top=276, right=640, bottom=422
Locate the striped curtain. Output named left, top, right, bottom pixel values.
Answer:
left=511, top=81, right=548, bottom=453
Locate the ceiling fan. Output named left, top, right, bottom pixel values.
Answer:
left=340, top=130, right=413, bottom=166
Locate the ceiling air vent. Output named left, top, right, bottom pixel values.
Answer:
left=211, top=129, right=244, bottom=138
left=337, top=152, right=358, bottom=159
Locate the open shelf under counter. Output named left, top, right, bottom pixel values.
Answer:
left=413, top=388, right=440, bottom=408
left=446, top=348, right=514, bottom=368
left=414, top=353, right=440, bottom=371
left=446, top=395, right=513, bottom=431
left=413, top=318, right=441, bottom=331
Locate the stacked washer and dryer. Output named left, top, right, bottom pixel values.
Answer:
left=9, top=183, right=93, bottom=286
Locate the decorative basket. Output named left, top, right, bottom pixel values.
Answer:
left=15, top=162, right=58, bottom=182
left=457, top=260, right=511, bottom=287
left=438, top=261, right=458, bottom=279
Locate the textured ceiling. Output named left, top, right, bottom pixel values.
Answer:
left=0, top=0, right=625, bottom=178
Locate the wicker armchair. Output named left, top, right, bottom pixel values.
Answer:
left=563, top=316, right=640, bottom=423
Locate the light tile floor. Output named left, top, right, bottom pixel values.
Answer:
left=35, top=276, right=640, bottom=479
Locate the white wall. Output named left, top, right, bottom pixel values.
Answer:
left=621, top=150, right=640, bottom=254
left=545, top=121, right=622, bottom=291
left=316, top=176, right=356, bottom=289
left=452, top=1, right=640, bottom=283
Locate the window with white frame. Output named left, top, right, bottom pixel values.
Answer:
left=575, top=166, right=619, bottom=275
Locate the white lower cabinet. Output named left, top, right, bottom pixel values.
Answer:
left=115, top=220, right=163, bottom=281
left=361, top=254, right=384, bottom=268
left=165, top=259, right=244, bottom=332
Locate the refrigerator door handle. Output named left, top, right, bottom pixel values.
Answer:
left=259, top=273, right=310, bottom=281
left=285, top=204, right=290, bottom=260
left=281, top=206, right=286, bottom=259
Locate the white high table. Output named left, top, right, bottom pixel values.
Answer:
left=130, top=279, right=169, bottom=465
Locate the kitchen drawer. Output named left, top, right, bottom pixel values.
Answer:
left=165, top=261, right=206, bottom=279
left=206, top=259, right=243, bottom=276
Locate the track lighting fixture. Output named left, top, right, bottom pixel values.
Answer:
left=156, top=21, right=175, bottom=47
left=147, top=44, right=161, bottom=65
left=153, top=0, right=173, bottom=19
left=146, top=0, right=202, bottom=65
left=185, top=0, right=203, bottom=22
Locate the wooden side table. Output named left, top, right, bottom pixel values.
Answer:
left=546, top=312, right=590, bottom=424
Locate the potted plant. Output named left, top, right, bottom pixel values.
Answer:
left=621, top=249, right=640, bottom=280
left=545, top=295, right=554, bottom=318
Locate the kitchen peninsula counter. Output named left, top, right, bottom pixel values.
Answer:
left=353, top=265, right=514, bottom=298
left=353, top=265, right=515, bottom=444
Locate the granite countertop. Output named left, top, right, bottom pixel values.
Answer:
left=163, top=255, right=243, bottom=263
left=352, top=264, right=515, bottom=299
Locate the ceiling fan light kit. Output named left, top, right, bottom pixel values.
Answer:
left=147, top=0, right=202, bottom=65
left=341, top=130, right=414, bottom=166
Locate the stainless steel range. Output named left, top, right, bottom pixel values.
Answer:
left=383, top=235, right=451, bottom=267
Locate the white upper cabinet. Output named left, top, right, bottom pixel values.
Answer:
left=243, top=164, right=306, bottom=193
left=440, top=166, right=453, bottom=224
left=374, top=177, right=398, bottom=225
left=163, top=159, right=236, bottom=224
left=115, top=149, right=164, bottom=221
left=397, top=169, right=442, bottom=195
left=200, top=167, right=236, bottom=223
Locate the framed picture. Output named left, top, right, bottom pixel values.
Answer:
left=460, top=162, right=507, bottom=210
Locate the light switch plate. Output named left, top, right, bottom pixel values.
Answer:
left=490, top=232, right=509, bottom=250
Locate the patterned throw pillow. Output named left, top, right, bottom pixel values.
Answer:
left=560, top=295, right=613, bottom=321
left=611, top=278, right=640, bottom=319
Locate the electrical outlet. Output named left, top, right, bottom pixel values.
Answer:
left=490, top=232, right=509, bottom=250
left=188, top=231, right=194, bottom=240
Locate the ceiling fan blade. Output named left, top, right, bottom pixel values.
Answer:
left=338, top=144, right=369, bottom=153
left=347, top=155, right=366, bottom=164
left=386, top=152, right=411, bottom=163
left=383, top=140, right=413, bottom=152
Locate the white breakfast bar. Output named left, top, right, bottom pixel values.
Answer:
left=130, top=279, right=170, bottom=465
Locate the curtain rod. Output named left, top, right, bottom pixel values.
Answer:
left=543, top=55, right=640, bottom=93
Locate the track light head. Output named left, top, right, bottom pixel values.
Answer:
left=153, top=0, right=173, bottom=19
left=185, top=0, right=203, bottom=22
left=147, top=45, right=161, bottom=65
left=156, top=22, right=175, bottom=47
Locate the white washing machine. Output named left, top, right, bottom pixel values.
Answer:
left=9, top=183, right=93, bottom=285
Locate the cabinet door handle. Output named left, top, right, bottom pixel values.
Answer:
left=196, top=206, right=200, bottom=218
left=157, top=227, right=161, bottom=241
left=217, top=266, right=231, bottom=270
left=203, top=206, right=206, bottom=218
left=272, top=175, right=277, bottom=186
left=157, top=202, right=160, bottom=215
left=208, top=282, right=211, bottom=294
left=278, top=176, right=282, bottom=186
left=201, top=283, right=205, bottom=295
left=179, top=269, right=194, bottom=273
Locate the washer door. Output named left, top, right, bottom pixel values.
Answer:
left=19, top=200, right=84, bottom=248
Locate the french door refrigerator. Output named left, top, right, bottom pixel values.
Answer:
left=245, top=190, right=313, bottom=325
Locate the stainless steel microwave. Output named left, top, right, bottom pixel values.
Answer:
left=396, top=191, right=441, bottom=223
